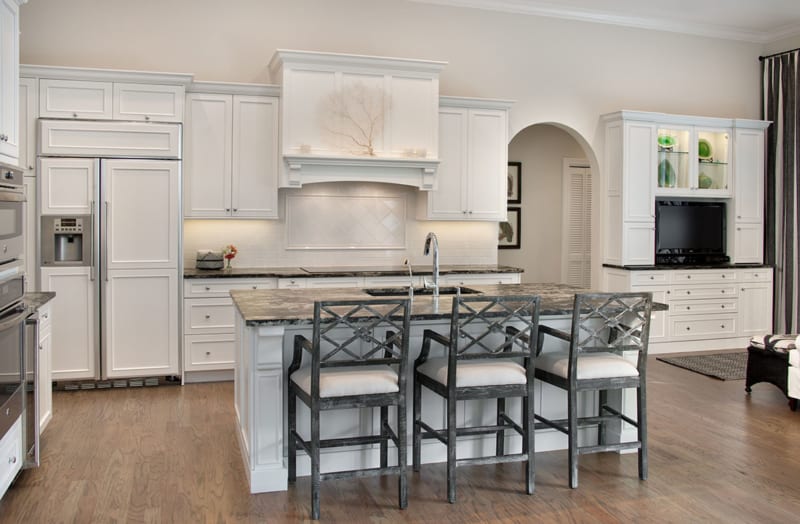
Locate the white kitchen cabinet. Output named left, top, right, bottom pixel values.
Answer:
left=184, top=92, right=279, bottom=218
left=38, top=302, right=53, bottom=432
left=39, top=157, right=97, bottom=215
left=731, top=127, right=767, bottom=264
left=305, top=277, right=363, bottom=289
left=0, top=418, right=22, bottom=500
left=738, top=269, right=773, bottom=337
left=18, top=77, right=36, bottom=175
left=420, top=98, right=510, bottom=221
left=0, top=0, right=21, bottom=165
left=41, top=266, right=97, bottom=381
left=112, top=83, right=184, bottom=122
left=654, top=124, right=731, bottom=196
left=104, top=269, right=179, bottom=378
left=22, top=177, right=36, bottom=291
left=39, top=79, right=113, bottom=120
left=277, top=278, right=307, bottom=289
left=439, top=273, right=521, bottom=286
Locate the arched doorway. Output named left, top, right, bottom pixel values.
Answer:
left=498, top=123, right=599, bottom=287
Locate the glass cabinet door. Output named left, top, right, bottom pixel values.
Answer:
left=656, top=127, right=690, bottom=190
left=695, top=129, right=729, bottom=192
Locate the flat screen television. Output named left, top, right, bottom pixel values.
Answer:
left=655, top=200, right=727, bottom=265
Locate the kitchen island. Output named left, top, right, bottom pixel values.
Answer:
left=231, top=283, right=661, bottom=494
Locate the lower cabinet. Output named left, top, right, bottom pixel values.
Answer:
left=0, top=418, right=22, bottom=500
left=38, top=302, right=52, bottom=432
left=603, top=266, right=773, bottom=353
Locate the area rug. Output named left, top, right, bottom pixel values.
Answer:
left=656, top=352, right=747, bottom=380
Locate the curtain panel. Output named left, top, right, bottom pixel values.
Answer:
left=762, top=51, right=800, bottom=333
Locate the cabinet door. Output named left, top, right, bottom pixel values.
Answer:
left=732, top=222, right=763, bottom=264
left=425, top=107, right=468, bottom=219
left=0, top=0, right=20, bottom=164
left=39, top=157, right=97, bottom=215
left=184, top=93, right=232, bottom=217
left=622, top=222, right=655, bottom=266
left=41, top=266, right=97, bottom=381
left=19, top=77, right=36, bottom=175
left=39, top=79, right=112, bottom=120
left=103, top=268, right=178, bottom=378
left=739, top=283, right=773, bottom=336
left=102, top=159, right=179, bottom=270
left=113, top=83, right=185, bottom=123
left=231, top=95, right=278, bottom=218
left=466, top=108, right=507, bottom=220
left=734, top=128, right=765, bottom=223
left=623, top=122, right=656, bottom=222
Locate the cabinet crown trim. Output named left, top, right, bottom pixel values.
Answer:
left=269, top=49, right=447, bottom=77
left=21, top=64, right=194, bottom=86
left=439, top=96, right=514, bottom=109
left=601, top=110, right=770, bottom=129
left=187, top=81, right=280, bottom=97
left=282, top=154, right=439, bottom=190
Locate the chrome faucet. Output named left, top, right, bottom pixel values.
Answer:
left=423, top=232, right=439, bottom=299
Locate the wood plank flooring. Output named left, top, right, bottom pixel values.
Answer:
left=1, top=355, right=798, bottom=523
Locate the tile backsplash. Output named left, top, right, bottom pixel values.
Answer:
left=183, top=182, right=498, bottom=268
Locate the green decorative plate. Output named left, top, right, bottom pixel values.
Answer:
left=698, top=138, right=713, bottom=160
left=658, top=135, right=676, bottom=148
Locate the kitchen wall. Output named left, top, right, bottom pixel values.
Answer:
left=499, top=124, right=585, bottom=283
left=19, top=0, right=767, bottom=276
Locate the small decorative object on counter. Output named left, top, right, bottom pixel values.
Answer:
left=223, top=244, right=238, bottom=269
left=196, top=249, right=224, bottom=270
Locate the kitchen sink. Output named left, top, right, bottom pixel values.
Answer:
left=363, top=286, right=482, bottom=297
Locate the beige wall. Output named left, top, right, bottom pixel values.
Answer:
left=19, top=0, right=768, bottom=276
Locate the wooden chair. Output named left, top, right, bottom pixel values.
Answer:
left=532, top=292, right=653, bottom=489
left=412, top=294, right=540, bottom=503
left=287, top=298, right=411, bottom=520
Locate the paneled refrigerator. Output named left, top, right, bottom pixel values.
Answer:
left=37, top=121, right=181, bottom=382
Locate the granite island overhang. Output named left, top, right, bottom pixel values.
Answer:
left=229, top=283, right=666, bottom=493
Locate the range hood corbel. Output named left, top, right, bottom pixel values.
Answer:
left=284, top=154, right=439, bottom=190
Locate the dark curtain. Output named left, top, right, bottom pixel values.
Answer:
left=762, top=51, right=799, bottom=333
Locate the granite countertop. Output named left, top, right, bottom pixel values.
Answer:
left=24, top=292, right=56, bottom=311
left=184, top=264, right=523, bottom=279
left=230, top=283, right=667, bottom=326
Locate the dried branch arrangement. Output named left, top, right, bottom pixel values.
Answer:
left=321, top=82, right=388, bottom=156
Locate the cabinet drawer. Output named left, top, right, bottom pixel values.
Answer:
left=278, top=278, right=307, bottom=289
left=669, top=299, right=737, bottom=315
left=671, top=270, right=736, bottom=283
left=39, top=79, right=113, bottom=119
left=184, top=298, right=234, bottom=334
left=739, top=269, right=772, bottom=282
left=0, top=417, right=22, bottom=498
left=363, top=276, right=423, bottom=288
left=669, top=285, right=737, bottom=300
left=184, top=278, right=277, bottom=297
left=440, top=273, right=520, bottom=285
left=631, top=272, right=668, bottom=286
left=670, top=315, right=737, bottom=340
left=305, top=277, right=364, bottom=289
left=113, top=83, right=185, bottom=122
left=184, top=334, right=235, bottom=371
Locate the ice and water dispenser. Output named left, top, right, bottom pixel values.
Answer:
left=41, top=216, right=92, bottom=266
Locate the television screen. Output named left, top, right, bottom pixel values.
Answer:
left=656, top=200, right=725, bottom=254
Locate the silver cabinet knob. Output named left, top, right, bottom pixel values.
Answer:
left=204, top=286, right=211, bottom=291
left=72, top=113, right=78, bottom=118
left=205, top=314, right=211, bottom=319
left=144, top=115, right=150, bottom=121
left=225, top=208, right=231, bottom=212
left=8, top=456, right=16, bottom=464
left=252, top=286, right=257, bottom=290
left=205, top=351, right=211, bottom=356
left=233, top=208, right=238, bottom=212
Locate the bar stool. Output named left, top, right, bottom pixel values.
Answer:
left=412, top=294, right=540, bottom=503
left=287, top=298, right=411, bottom=520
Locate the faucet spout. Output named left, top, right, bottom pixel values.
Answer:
left=423, top=232, right=439, bottom=299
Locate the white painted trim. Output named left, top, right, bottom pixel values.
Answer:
left=282, top=154, right=439, bottom=190
left=602, top=110, right=772, bottom=130
left=269, top=49, right=447, bottom=79
left=187, top=81, right=280, bottom=97
left=439, top=95, right=514, bottom=110
left=408, top=0, right=786, bottom=43
left=20, top=64, right=193, bottom=86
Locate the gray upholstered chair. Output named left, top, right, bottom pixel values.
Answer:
left=532, top=292, right=652, bottom=489
left=412, top=294, right=540, bottom=503
left=287, top=298, right=411, bottom=520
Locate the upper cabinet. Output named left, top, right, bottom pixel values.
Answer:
left=419, top=97, right=511, bottom=221
left=0, top=0, right=23, bottom=165
left=183, top=84, right=280, bottom=219
left=269, top=50, right=446, bottom=189
left=602, top=111, right=769, bottom=266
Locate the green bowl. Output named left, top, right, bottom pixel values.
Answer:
left=698, top=138, right=713, bottom=159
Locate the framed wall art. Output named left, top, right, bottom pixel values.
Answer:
left=507, top=161, right=521, bottom=204
left=498, top=207, right=521, bottom=249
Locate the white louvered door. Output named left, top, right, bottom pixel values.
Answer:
left=562, top=160, right=592, bottom=288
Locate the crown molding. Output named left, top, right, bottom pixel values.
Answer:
left=409, top=0, right=789, bottom=44
left=20, top=64, right=194, bottom=85
left=188, top=81, right=280, bottom=97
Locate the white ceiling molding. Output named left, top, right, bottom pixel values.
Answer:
left=408, top=0, right=800, bottom=44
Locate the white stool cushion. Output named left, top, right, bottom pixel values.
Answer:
left=291, top=365, right=398, bottom=398
left=748, top=334, right=798, bottom=352
left=536, top=350, right=639, bottom=380
left=788, top=357, right=800, bottom=400
left=790, top=349, right=799, bottom=369
left=417, top=357, right=527, bottom=387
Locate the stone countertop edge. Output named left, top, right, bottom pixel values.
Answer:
left=230, top=283, right=668, bottom=326
left=183, top=265, right=524, bottom=279
left=602, top=263, right=773, bottom=271
left=25, top=292, right=56, bottom=311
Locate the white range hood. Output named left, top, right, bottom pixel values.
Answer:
left=269, top=50, right=447, bottom=190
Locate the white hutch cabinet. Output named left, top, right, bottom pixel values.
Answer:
left=0, top=0, right=24, bottom=165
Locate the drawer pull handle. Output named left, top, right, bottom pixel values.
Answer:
left=649, top=276, right=654, bottom=280
left=754, top=274, right=759, bottom=278
left=686, top=327, right=691, bottom=331
left=687, top=275, right=691, bottom=279
left=205, top=314, right=211, bottom=319
left=686, top=306, right=691, bottom=310
left=721, top=305, right=725, bottom=309
left=8, top=456, right=16, bottom=464
left=722, top=275, right=725, bottom=279
left=206, top=351, right=211, bottom=356
left=721, top=324, right=725, bottom=329
left=205, top=286, right=211, bottom=291
left=686, top=291, right=691, bottom=295
left=721, top=290, right=725, bottom=294
left=252, top=286, right=257, bottom=290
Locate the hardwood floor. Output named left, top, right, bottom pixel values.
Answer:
left=1, top=355, right=798, bottom=523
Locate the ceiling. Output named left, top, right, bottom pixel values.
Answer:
left=410, top=0, right=800, bottom=43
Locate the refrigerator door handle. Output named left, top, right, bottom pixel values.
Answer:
left=104, top=201, right=110, bottom=282
left=90, top=200, right=96, bottom=281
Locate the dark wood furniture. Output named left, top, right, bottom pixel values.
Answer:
left=287, top=298, right=411, bottom=520
left=533, top=292, right=653, bottom=489
left=745, top=338, right=798, bottom=411
left=412, top=294, right=540, bottom=503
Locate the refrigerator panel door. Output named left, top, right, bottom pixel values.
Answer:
left=101, top=159, right=179, bottom=270
left=40, top=266, right=99, bottom=381
left=102, top=268, right=179, bottom=379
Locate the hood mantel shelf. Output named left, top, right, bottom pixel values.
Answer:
left=271, top=49, right=447, bottom=190
left=283, top=154, right=440, bottom=190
